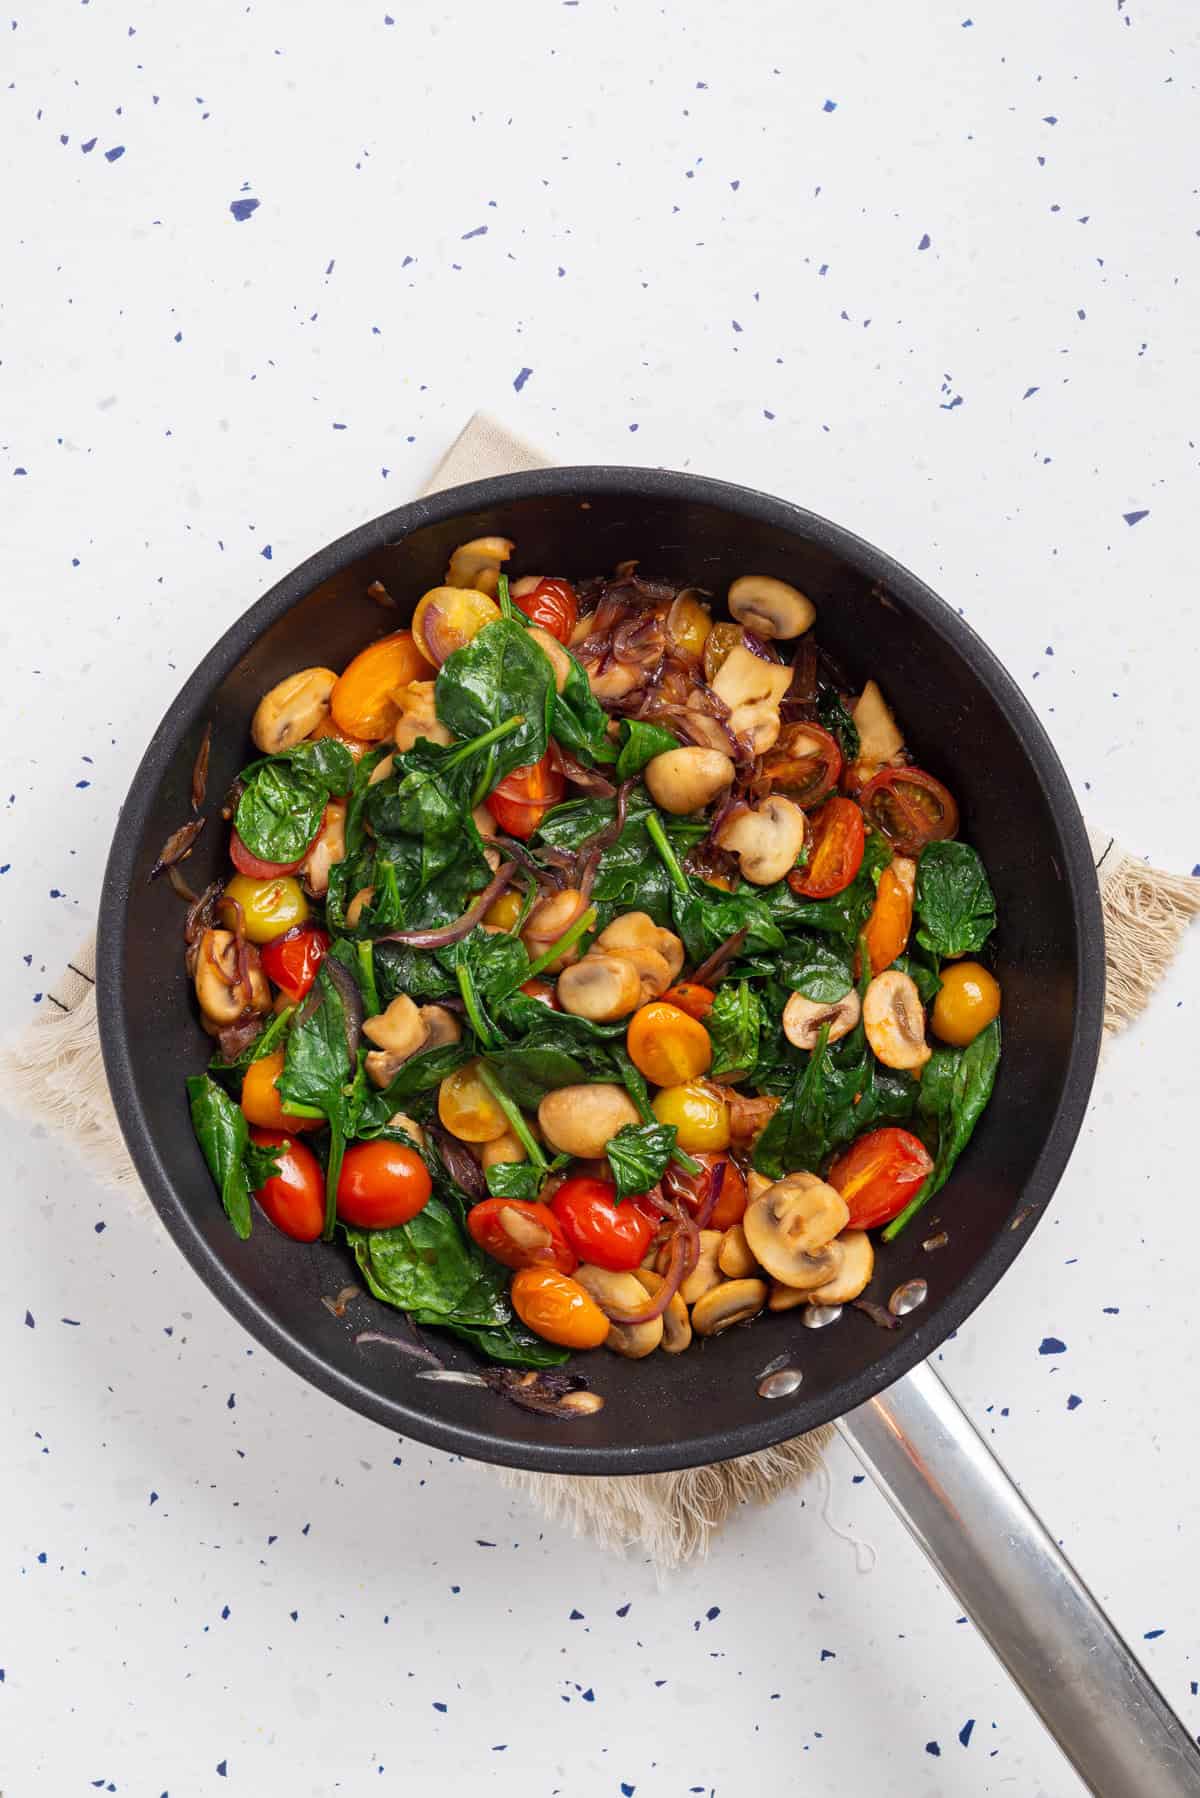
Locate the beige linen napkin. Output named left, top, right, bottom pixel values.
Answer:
left=5, top=413, right=1199, bottom=1568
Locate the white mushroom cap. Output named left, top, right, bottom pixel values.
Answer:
left=727, top=576, right=816, bottom=641
left=782, top=987, right=862, bottom=1051
left=714, top=796, right=808, bottom=885
left=863, top=970, right=932, bottom=1070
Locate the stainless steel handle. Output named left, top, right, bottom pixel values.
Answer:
left=836, top=1362, right=1200, bottom=1798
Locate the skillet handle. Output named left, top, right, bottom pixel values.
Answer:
left=836, top=1361, right=1200, bottom=1798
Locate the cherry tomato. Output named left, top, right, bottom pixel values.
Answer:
left=330, top=630, right=435, bottom=740
left=787, top=796, right=865, bottom=899
left=664, top=1151, right=747, bottom=1230
left=860, top=767, right=959, bottom=856
left=260, top=925, right=330, bottom=1003
left=467, top=1198, right=577, bottom=1273
left=661, top=981, right=715, bottom=1020
left=241, top=1049, right=319, bottom=1133
left=222, top=873, right=309, bottom=945
left=762, top=722, right=843, bottom=809
left=438, top=1061, right=509, bottom=1143
left=229, top=829, right=306, bottom=880
left=335, top=1141, right=432, bottom=1228
left=651, top=1082, right=731, bottom=1152
left=512, top=577, right=579, bottom=644
left=510, top=1265, right=611, bottom=1350
left=249, top=1128, right=325, bottom=1241
left=308, top=714, right=374, bottom=761
left=519, top=977, right=561, bottom=1009
left=862, top=858, right=915, bottom=975
left=488, top=750, right=566, bottom=840
left=932, top=961, right=1001, bottom=1046
left=411, top=587, right=501, bottom=666
left=550, top=1176, right=656, bottom=1272
left=626, top=1002, right=713, bottom=1087
left=827, top=1127, right=934, bottom=1231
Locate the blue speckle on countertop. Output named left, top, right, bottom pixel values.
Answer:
left=513, top=367, right=533, bottom=393
left=1123, top=509, right=1149, bottom=526
left=1039, top=1336, right=1067, bottom=1355
left=229, top=197, right=260, bottom=222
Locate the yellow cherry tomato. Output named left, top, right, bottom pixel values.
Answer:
left=652, top=1080, right=731, bottom=1152
left=626, top=1002, right=713, bottom=1087
left=330, top=630, right=435, bottom=740
left=437, top=1060, right=509, bottom=1143
left=411, top=586, right=501, bottom=666
left=510, top=1266, right=611, bottom=1350
left=702, top=621, right=743, bottom=684
left=666, top=591, right=713, bottom=660
left=222, top=874, right=309, bottom=944
left=240, top=1049, right=318, bottom=1132
left=931, top=961, right=1001, bottom=1046
left=483, top=889, right=523, bottom=931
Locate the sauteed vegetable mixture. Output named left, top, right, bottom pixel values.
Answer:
left=171, top=540, right=1000, bottom=1380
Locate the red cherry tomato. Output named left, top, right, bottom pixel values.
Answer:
left=249, top=1128, right=325, bottom=1241
left=467, top=1198, right=577, bottom=1273
left=763, top=722, right=843, bottom=809
left=488, top=750, right=567, bottom=840
left=260, top=926, right=331, bottom=1003
left=827, top=1127, right=934, bottom=1231
left=859, top=767, right=959, bottom=856
left=512, top=577, right=579, bottom=644
left=664, top=1151, right=747, bottom=1230
left=550, top=1176, right=656, bottom=1272
left=787, top=796, right=865, bottom=899
left=230, top=829, right=306, bottom=880
left=335, top=1141, right=433, bottom=1229
left=519, top=978, right=561, bottom=1009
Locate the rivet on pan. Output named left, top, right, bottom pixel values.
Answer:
left=757, top=1367, right=804, bottom=1400
left=803, top=1304, right=843, bottom=1330
left=888, top=1279, right=928, bottom=1317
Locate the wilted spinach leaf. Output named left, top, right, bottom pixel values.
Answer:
left=607, top=1121, right=677, bottom=1199
left=277, top=965, right=358, bottom=1237
left=374, top=941, right=457, bottom=1007
left=551, top=652, right=619, bottom=766
left=891, top=949, right=942, bottom=1005
left=776, top=936, right=854, bottom=1003
left=435, top=618, right=554, bottom=784
left=234, top=737, right=354, bottom=865
left=347, top=1200, right=509, bottom=1326
left=615, top=719, right=678, bottom=781
left=670, top=878, right=786, bottom=966
left=914, top=841, right=996, bottom=957
left=773, top=832, right=891, bottom=946
left=707, top=980, right=763, bottom=1080
left=882, top=1020, right=1000, bottom=1239
left=354, top=1041, right=472, bottom=1135
left=816, top=688, right=860, bottom=764
left=440, top=1319, right=570, bottom=1368
left=484, top=1161, right=547, bottom=1200
left=751, top=1023, right=832, bottom=1181
left=484, top=1041, right=591, bottom=1109
left=187, top=1073, right=279, bottom=1239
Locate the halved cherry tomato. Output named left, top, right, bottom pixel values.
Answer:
left=512, top=577, right=579, bottom=644
left=626, top=1002, right=713, bottom=1087
left=860, top=767, right=959, bottom=856
left=330, top=629, right=435, bottom=740
left=229, top=829, right=307, bottom=880
left=551, top=1176, right=656, bottom=1272
left=308, top=714, right=374, bottom=762
left=467, top=1197, right=577, bottom=1273
left=762, top=722, right=843, bottom=809
left=510, top=1265, right=611, bottom=1350
left=438, top=1061, right=508, bottom=1142
left=862, top=857, right=915, bottom=975
left=827, top=1127, right=934, bottom=1231
left=249, top=1128, right=325, bottom=1241
left=260, top=924, right=330, bottom=1003
left=241, top=1049, right=319, bottom=1133
left=519, top=977, right=561, bottom=1009
left=787, top=796, right=865, bottom=899
left=664, top=1151, right=747, bottom=1230
left=661, top=981, right=715, bottom=1021
left=335, top=1141, right=432, bottom=1228
left=651, top=1082, right=730, bottom=1152
left=222, top=873, right=309, bottom=944
left=488, top=750, right=566, bottom=840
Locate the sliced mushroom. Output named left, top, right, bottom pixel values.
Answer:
left=634, top=1268, right=692, bottom=1353
left=692, top=1278, right=768, bottom=1335
left=863, top=969, right=932, bottom=1071
left=521, top=888, right=590, bottom=972
left=250, top=667, right=338, bottom=755
left=710, top=644, right=795, bottom=714
left=807, top=1231, right=875, bottom=1305
left=727, top=1093, right=781, bottom=1149
left=445, top=534, right=513, bottom=595
left=782, top=987, right=862, bottom=1051
left=643, top=745, right=734, bottom=815
left=851, top=678, right=904, bottom=778
left=386, top=1111, right=427, bottom=1151
left=526, top=627, right=572, bottom=694
left=727, top=576, right=816, bottom=641
left=594, top=913, right=684, bottom=984
left=718, top=1224, right=758, bottom=1279
left=346, top=885, right=376, bottom=929
left=481, top=1129, right=529, bottom=1171
left=679, top=1230, right=724, bottom=1305
left=585, top=659, right=643, bottom=703
left=557, top=953, right=644, bottom=1022
left=393, top=680, right=453, bottom=751
left=419, top=1004, right=463, bottom=1050
left=746, top=1170, right=774, bottom=1203
left=367, top=753, right=395, bottom=787
left=537, top=1084, right=641, bottom=1159
left=575, top=1265, right=664, bottom=1358
left=492, top=1204, right=560, bottom=1262
left=768, top=1271, right=837, bottom=1311
left=728, top=698, right=784, bottom=756
left=363, top=993, right=428, bottom=1059
left=194, top=929, right=270, bottom=1025
left=301, top=800, right=347, bottom=897
left=743, top=1173, right=850, bottom=1285
left=713, top=796, right=808, bottom=886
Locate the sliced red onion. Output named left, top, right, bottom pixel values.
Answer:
left=481, top=834, right=563, bottom=888
left=167, top=864, right=199, bottom=905
left=692, top=1158, right=725, bottom=1231
left=323, top=955, right=365, bottom=1069
left=354, top=1329, right=444, bottom=1367
left=184, top=881, right=223, bottom=945
left=690, top=927, right=749, bottom=987
left=853, top=1298, right=901, bottom=1331
left=555, top=747, right=617, bottom=797
left=739, top=630, right=783, bottom=664
left=191, top=722, right=212, bottom=812
left=149, top=816, right=206, bottom=881
left=573, top=776, right=637, bottom=865
left=378, top=862, right=516, bottom=949
left=600, top=1212, right=698, bottom=1325
left=428, top=1123, right=489, bottom=1200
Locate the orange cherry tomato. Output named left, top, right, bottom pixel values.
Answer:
left=260, top=925, right=330, bottom=1003
left=862, top=858, right=915, bottom=975
left=437, top=1062, right=509, bottom=1143
left=249, top=1128, right=325, bottom=1241
left=330, top=630, right=435, bottom=740
left=241, top=1049, right=320, bottom=1133
left=550, top=1176, right=656, bottom=1272
left=335, top=1141, right=432, bottom=1228
left=512, top=577, right=579, bottom=644
left=488, top=750, right=566, bottom=840
left=308, top=714, right=374, bottom=761
left=827, top=1127, right=934, bottom=1231
left=467, top=1198, right=577, bottom=1273
left=664, top=1151, right=747, bottom=1230
left=661, top=981, right=715, bottom=1020
left=626, top=1002, right=713, bottom=1087
left=787, top=796, right=865, bottom=899
left=860, top=767, right=959, bottom=856
left=510, top=1265, right=611, bottom=1350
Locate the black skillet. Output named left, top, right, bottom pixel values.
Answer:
left=96, top=469, right=1198, bottom=1796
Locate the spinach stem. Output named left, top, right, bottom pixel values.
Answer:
left=515, top=905, right=598, bottom=986
left=671, top=1145, right=703, bottom=1175
left=283, top=1100, right=327, bottom=1119
left=446, top=713, right=525, bottom=772
left=322, top=1122, right=346, bottom=1242
left=456, top=963, right=494, bottom=1049
left=645, top=813, right=689, bottom=894
left=356, top=941, right=380, bottom=1018
left=476, top=1065, right=548, bottom=1169
left=881, top=1178, right=933, bottom=1243
left=496, top=572, right=514, bottom=620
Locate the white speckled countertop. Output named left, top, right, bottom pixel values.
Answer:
left=3, top=2, right=1198, bottom=1792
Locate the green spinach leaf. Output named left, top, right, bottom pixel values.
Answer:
left=891, top=949, right=942, bottom=1005
left=234, top=752, right=338, bottom=865
left=914, top=841, right=997, bottom=957
left=607, top=1121, right=677, bottom=1200
left=816, top=688, right=860, bottom=764
left=776, top=936, right=854, bottom=1003
left=670, top=878, right=786, bottom=965
left=484, top=1161, right=547, bottom=1200
left=439, top=1319, right=570, bottom=1368
left=772, top=832, right=891, bottom=946
left=551, top=652, right=619, bottom=766
left=435, top=618, right=554, bottom=784
left=615, top=719, right=679, bottom=781
left=347, top=1200, right=509, bottom=1326
left=707, top=980, right=763, bottom=1080
left=187, top=1073, right=278, bottom=1239
left=882, top=1020, right=1001, bottom=1239
left=483, top=1041, right=591, bottom=1109
left=751, top=1023, right=832, bottom=1181
left=277, top=965, right=357, bottom=1237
